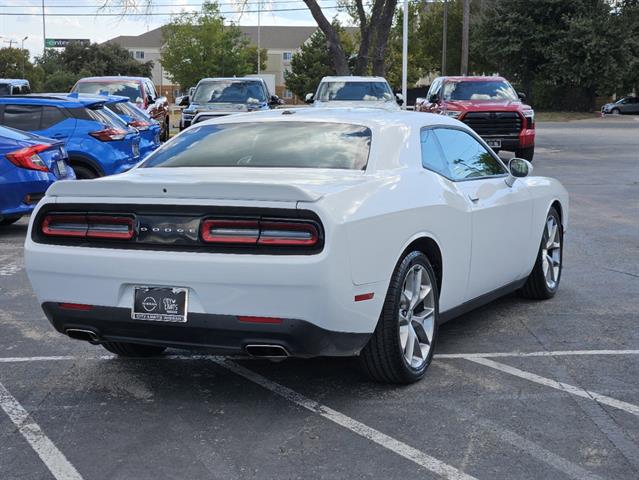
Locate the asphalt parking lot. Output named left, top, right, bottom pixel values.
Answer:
left=1, top=115, right=638, bottom=480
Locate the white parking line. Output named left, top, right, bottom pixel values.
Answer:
left=214, top=358, right=478, bottom=480
left=0, top=381, right=84, bottom=480
left=0, top=355, right=77, bottom=363
left=436, top=349, right=639, bottom=359
left=466, top=357, right=639, bottom=417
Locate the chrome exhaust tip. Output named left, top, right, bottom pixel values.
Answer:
left=66, top=328, right=100, bottom=344
left=245, top=344, right=290, bottom=358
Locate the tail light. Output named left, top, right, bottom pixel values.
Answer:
left=201, top=219, right=259, bottom=244
left=6, top=144, right=51, bottom=172
left=129, top=120, right=151, bottom=131
left=201, top=218, right=319, bottom=247
left=41, top=214, right=134, bottom=240
left=258, top=221, right=318, bottom=246
left=89, top=127, right=128, bottom=142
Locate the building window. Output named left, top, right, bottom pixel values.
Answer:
left=134, top=50, right=145, bottom=60
left=283, top=89, right=293, bottom=99
left=282, top=51, right=292, bottom=62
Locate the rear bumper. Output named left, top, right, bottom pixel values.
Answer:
left=0, top=176, right=54, bottom=217
left=479, top=129, right=535, bottom=151
left=43, top=302, right=370, bottom=357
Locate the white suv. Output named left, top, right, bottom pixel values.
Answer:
left=306, top=76, right=402, bottom=111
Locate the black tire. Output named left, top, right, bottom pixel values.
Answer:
left=161, top=118, right=170, bottom=142
left=520, top=207, right=563, bottom=300
left=360, top=251, right=439, bottom=384
left=101, top=342, right=167, bottom=357
left=515, top=146, right=535, bottom=161
left=0, top=215, right=22, bottom=226
left=72, top=164, right=98, bottom=180
left=611, top=108, right=621, bottom=115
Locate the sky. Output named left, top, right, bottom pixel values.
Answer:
left=0, top=0, right=351, bottom=59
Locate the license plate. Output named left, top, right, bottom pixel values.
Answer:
left=486, top=139, right=502, bottom=148
left=133, top=142, right=140, bottom=157
left=132, top=286, right=188, bottom=323
left=57, top=160, right=67, bottom=177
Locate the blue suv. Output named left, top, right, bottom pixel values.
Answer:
left=0, top=94, right=141, bottom=179
left=0, top=125, right=74, bottom=226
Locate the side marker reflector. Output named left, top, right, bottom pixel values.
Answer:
left=58, top=303, right=94, bottom=311
left=238, top=316, right=283, bottom=325
left=354, top=293, right=375, bottom=302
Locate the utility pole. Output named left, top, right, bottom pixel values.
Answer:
left=21, top=36, right=28, bottom=78
left=460, top=0, right=469, bottom=75
left=4, top=39, right=17, bottom=48
left=442, top=0, right=448, bottom=75
left=401, top=0, right=408, bottom=109
left=42, top=0, right=47, bottom=54
left=257, top=0, right=261, bottom=75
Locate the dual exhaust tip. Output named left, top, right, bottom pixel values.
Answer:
left=65, top=330, right=290, bottom=359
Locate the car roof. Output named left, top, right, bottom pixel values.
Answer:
left=320, top=76, right=390, bottom=83
left=0, top=79, right=30, bottom=85
left=0, top=93, right=105, bottom=108
left=197, top=77, right=264, bottom=83
left=198, top=106, right=461, bottom=131
left=439, top=75, right=507, bottom=82
left=75, top=76, right=149, bottom=83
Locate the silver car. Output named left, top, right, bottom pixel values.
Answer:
left=601, top=96, right=639, bottom=115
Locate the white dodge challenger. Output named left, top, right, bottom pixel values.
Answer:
left=25, top=108, right=568, bottom=383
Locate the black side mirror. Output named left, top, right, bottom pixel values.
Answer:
left=518, top=91, right=527, bottom=100
left=428, top=94, right=440, bottom=103
left=269, top=95, right=281, bottom=107
left=178, top=95, right=190, bottom=107
left=305, top=93, right=314, bottom=104
left=395, top=93, right=404, bottom=106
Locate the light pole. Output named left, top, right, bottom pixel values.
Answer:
left=401, top=0, right=408, bottom=109
left=42, top=0, right=47, bottom=54
left=21, top=36, right=29, bottom=78
left=257, top=0, right=261, bottom=75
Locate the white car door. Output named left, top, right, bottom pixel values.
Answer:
left=432, top=127, right=533, bottom=300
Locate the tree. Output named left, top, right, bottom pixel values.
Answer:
left=284, top=26, right=356, bottom=98
left=0, top=48, right=35, bottom=79
left=476, top=0, right=629, bottom=109
left=160, top=1, right=266, bottom=89
left=303, top=0, right=398, bottom=76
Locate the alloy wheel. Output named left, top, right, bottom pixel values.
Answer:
left=398, top=264, right=435, bottom=369
left=541, top=216, right=561, bottom=289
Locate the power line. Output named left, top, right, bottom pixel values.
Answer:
left=0, top=5, right=349, bottom=16
left=0, top=0, right=338, bottom=7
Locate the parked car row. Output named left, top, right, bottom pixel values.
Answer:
left=1, top=76, right=165, bottom=226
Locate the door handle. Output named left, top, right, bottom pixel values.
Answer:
left=468, top=194, right=480, bottom=203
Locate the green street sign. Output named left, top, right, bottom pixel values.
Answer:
left=45, top=38, right=90, bottom=48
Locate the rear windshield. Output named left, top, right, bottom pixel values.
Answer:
left=74, top=81, right=142, bottom=102
left=192, top=80, right=266, bottom=104
left=107, top=101, right=149, bottom=121
left=316, top=81, right=394, bottom=102
left=0, top=124, right=40, bottom=142
left=142, top=122, right=372, bottom=170
left=71, top=106, right=128, bottom=128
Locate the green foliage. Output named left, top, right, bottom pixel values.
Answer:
left=0, top=48, right=35, bottom=79
left=385, top=2, right=423, bottom=89
left=29, top=41, right=153, bottom=92
left=284, top=25, right=355, bottom=98
left=475, top=0, right=636, bottom=109
left=160, top=1, right=266, bottom=89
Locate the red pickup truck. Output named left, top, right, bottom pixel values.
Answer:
left=416, top=76, right=535, bottom=161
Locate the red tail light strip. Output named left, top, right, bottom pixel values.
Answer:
left=201, top=219, right=319, bottom=247
left=42, top=214, right=134, bottom=240
left=58, top=302, right=94, bottom=311
left=42, top=214, right=88, bottom=237
left=201, top=219, right=259, bottom=244
left=258, top=222, right=318, bottom=246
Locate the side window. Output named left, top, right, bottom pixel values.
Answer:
left=145, top=80, right=157, bottom=100
left=427, top=79, right=440, bottom=100
left=3, top=104, right=42, bottom=131
left=41, top=106, right=66, bottom=129
left=420, top=129, right=451, bottom=178
left=434, top=128, right=505, bottom=180
left=22, top=85, right=31, bottom=94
